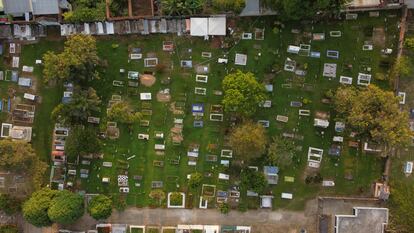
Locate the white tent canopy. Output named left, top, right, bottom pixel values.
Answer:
left=190, top=18, right=208, bottom=36
left=208, top=17, right=226, bottom=35
left=190, top=17, right=226, bottom=37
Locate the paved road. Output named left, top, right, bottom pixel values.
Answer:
left=22, top=199, right=317, bottom=233
left=61, top=201, right=317, bottom=233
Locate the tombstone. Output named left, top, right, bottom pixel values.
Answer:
left=339, top=76, right=353, bottom=85
left=194, top=87, right=207, bottom=95
left=242, top=33, right=253, bottom=40
left=276, top=115, right=289, bottom=123
left=258, top=120, right=270, bottom=128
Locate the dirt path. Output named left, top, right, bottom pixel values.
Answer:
left=56, top=199, right=318, bottom=233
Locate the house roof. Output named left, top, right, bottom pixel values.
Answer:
left=3, top=0, right=32, bottom=15
left=32, top=0, right=59, bottom=15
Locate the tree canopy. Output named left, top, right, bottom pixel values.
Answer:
left=261, top=0, right=350, bottom=20
left=161, top=0, right=204, bottom=16
left=87, top=194, right=112, bottom=220
left=52, top=87, right=101, bottom=125
left=334, top=85, right=412, bottom=148
left=65, top=126, right=101, bottom=160
left=47, top=190, right=84, bottom=225
left=241, top=169, right=267, bottom=194
left=43, top=35, right=100, bottom=83
left=267, top=136, right=297, bottom=168
left=0, top=140, right=48, bottom=189
left=22, top=188, right=58, bottom=227
left=222, top=70, right=266, bottom=117
left=107, top=102, right=142, bottom=125
left=229, top=121, right=267, bottom=161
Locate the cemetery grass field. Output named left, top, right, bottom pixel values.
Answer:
left=7, top=11, right=400, bottom=210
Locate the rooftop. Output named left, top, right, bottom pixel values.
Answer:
left=336, top=207, right=388, bottom=233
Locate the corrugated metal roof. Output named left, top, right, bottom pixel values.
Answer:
left=3, top=0, right=32, bottom=15
left=32, top=0, right=59, bottom=15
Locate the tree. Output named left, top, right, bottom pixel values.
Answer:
left=241, top=169, right=267, bottom=194
left=65, top=126, right=101, bottom=160
left=404, top=37, right=414, bottom=49
left=161, top=0, right=205, bottom=16
left=48, top=190, right=84, bottom=225
left=388, top=182, right=414, bottom=233
left=87, top=195, right=112, bottom=220
left=107, top=102, right=142, bottom=125
left=261, top=0, right=350, bottom=20
left=22, top=188, right=58, bottom=227
left=267, top=136, right=297, bottom=168
left=222, top=70, right=266, bottom=117
left=188, top=172, right=202, bottom=189
left=52, top=87, right=101, bottom=125
left=388, top=56, right=411, bottom=83
left=0, top=140, right=48, bottom=190
left=43, top=35, right=100, bottom=83
left=229, top=121, right=267, bottom=161
left=334, top=85, right=412, bottom=149
left=0, top=194, right=21, bottom=215
left=63, top=1, right=106, bottom=23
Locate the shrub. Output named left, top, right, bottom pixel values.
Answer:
left=212, top=0, right=245, bottom=13
left=87, top=195, right=112, bottom=220
left=169, top=192, right=183, bottom=206
left=188, top=172, right=202, bottom=189
left=218, top=203, right=229, bottom=214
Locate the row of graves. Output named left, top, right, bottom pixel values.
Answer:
left=0, top=43, right=37, bottom=143
left=281, top=24, right=396, bottom=193
left=286, top=29, right=394, bottom=87
left=60, top=18, right=190, bottom=37
left=0, top=42, right=40, bottom=196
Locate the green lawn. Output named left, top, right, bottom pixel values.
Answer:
left=2, top=11, right=399, bottom=210
left=131, top=228, right=144, bottom=233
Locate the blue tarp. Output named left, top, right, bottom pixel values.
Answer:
left=264, top=166, right=279, bottom=174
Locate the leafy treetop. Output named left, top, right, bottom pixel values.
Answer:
left=334, top=85, right=412, bottom=149
left=222, top=70, right=266, bottom=117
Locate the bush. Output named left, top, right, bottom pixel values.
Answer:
left=22, top=188, right=58, bottom=227
left=218, top=203, right=229, bottom=214
left=405, top=37, right=414, bottom=49
left=212, top=0, right=245, bottom=13
left=188, top=172, right=202, bottom=189
left=169, top=192, right=183, bottom=206
left=63, top=2, right=106, bottom=23
left=47, top=190, right=84, bottom=225
left=0, top=224, right=18, bottom=233
left=87, top=195, right=112, bottom=220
